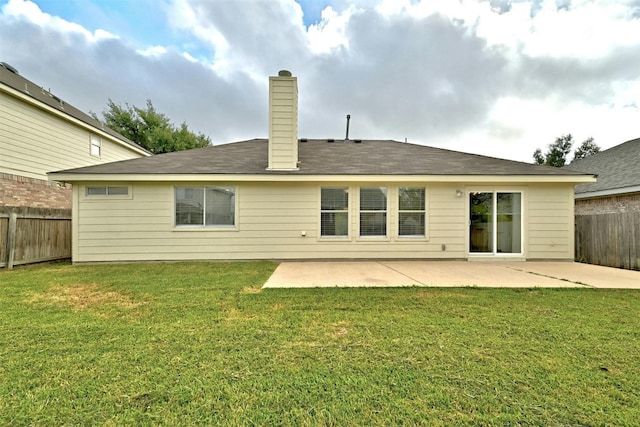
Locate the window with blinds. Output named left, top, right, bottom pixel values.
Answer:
left=398, top=187, right=426, bottom=237
left=359, top=187, right=387, bottom=237
left=321, top=187, right=349, bottom=237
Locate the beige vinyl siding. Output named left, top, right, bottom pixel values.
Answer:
left=0, top=91, right=145, bottom=180
left=72, top=181, right=577, bottom=263
left=423, top=185, right=466, bottom=254
left=526, top=184, right=575, bottom=259
left=73, top=182, right=469, bottom=262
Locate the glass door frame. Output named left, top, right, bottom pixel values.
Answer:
left=466, top=188, right=525, bottom=258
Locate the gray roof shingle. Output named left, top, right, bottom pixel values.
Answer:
left=50, top=138, right=592, bottom=177
left=565, top=138, right=640, bottom=194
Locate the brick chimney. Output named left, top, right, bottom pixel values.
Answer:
left=268, top=70, right=298, bottom=170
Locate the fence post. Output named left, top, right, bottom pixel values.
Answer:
left=6, top=212, right=17, bottom=270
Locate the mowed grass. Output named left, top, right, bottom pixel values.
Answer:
left=1, top=262, right=639, bottom=426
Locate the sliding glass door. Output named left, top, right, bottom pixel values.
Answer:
left=469, top=192, right=522, bottom=254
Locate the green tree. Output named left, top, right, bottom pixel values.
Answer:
left=533, top=148, right=545, bottom=165
left=573, top=137, right=600, bottom=161
left=95, top=99, right=211, bottom=154
left=533, top=134, right=599, bottom=167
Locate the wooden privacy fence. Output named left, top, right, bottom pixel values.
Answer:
left=1, top=207, right=71, bottom=269
left=575, top=212, right=640, bottom=271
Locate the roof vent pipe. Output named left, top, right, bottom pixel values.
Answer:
left=345, top=114, right=351, bottom=141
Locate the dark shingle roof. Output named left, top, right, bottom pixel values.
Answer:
left=0, top=62, right=150, bottom=155
left=565, top=138, right=640, bottom=194
left=50, top=138, right=592, bottom=177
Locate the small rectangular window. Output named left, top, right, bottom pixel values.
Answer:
left=85, top=186, right=130, bottom=197
left=398, top=187, right=426, bottom=237
left=321, top=187, right=349, bottom=237
left=86, top=186, right=107, bottom=196
left=175, top=186, right=236, bottom=227
left=360, top=187, right=387, bottom=237
left=90, top=135, right=101, bottom=157
left=106, top=186, right=129, bottom=195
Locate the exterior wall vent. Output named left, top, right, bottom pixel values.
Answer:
left=300, top=138, right=307, bottom=143
left=354, top=139, right=362, bottom=143
left=327, top=139, right=335, bottom=143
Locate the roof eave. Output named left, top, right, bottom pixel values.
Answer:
left=48, top=173, right=598, bottom=184
left=575, top=185, right=640, bottom=199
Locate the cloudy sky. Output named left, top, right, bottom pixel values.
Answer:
left=1, top=0, right=639, bottom=162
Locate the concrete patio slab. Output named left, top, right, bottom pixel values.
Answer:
left=263, top=261, right=421, bottom=288
left=500, top=262, right=640, bottom=289
left=380, top=261, right=581, bottom=288
left=262, top=261, right=640, bottom=289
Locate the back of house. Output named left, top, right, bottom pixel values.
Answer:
left=50, top=70, right=595, bottom=264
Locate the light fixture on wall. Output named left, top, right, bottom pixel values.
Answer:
left=455, top=189, right=464, bottom=198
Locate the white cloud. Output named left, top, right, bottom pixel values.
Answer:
left=182, top=51, right=198, bottom=63
left=165, top=0, right=309, bottom=81
left=165, top=0, right=231, bottom=73
left=137, top=45, right=168, bottom=57
left=449, top=93, right=640, bottom=162
left=370, top=0, right=640, bottom=60
left=1, top=0, right=638, bottom=161
left=521, top=0, right=640, bottom=58
left=306, top=5, right=355, bottom=54
left=2, top=0, right=118, bottom=42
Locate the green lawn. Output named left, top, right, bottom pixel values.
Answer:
left=1, top=262, right=639, bottom=426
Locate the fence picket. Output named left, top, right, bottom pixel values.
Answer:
left=575, top=212, right=640, bottom=270
left=1, top=207, right=71, bottom=269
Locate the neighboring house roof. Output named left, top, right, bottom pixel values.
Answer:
left=565, top=137, right=640, bottom=198
left=50, top=138, right=593, bottom=178
left=0, top=62, right=151, bottom=155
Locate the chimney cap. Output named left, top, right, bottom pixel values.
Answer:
left=278, top=70, right=292, bottom=77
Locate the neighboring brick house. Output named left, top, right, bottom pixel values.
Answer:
left=0, top=62, right=150, bottom=209
left=565, top=137, right=640, bottom=270
left=566, top=138, right=640, bottom=214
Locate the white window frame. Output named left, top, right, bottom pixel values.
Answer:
left=398, top=186, right=427, bottom=238
left=358, top=186, right=389, bottom=239
left=83, top=185, right=132, bottom=199
left=90, top=135, right=102, bottom=157
left=174, top=186, right=238, bottom=230
left=319, top=186, right=350, bottom=239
